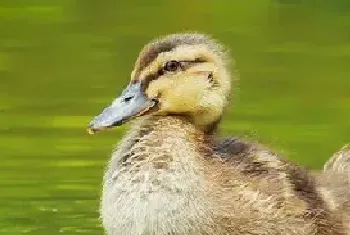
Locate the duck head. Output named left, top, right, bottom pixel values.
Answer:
left=88, top=33, right=233, bottom=134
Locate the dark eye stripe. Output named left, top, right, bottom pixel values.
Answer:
left=141, top=59, right=204, bottom=91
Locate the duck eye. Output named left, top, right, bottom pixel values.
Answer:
left=164, top=60, right=180, bottom=72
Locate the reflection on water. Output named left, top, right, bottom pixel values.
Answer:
left=0, top=1, right=349, bottom=234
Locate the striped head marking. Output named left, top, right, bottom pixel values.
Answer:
left=89, top=33, right=233, bottom=133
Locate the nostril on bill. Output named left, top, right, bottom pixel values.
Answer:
left=123, top=96, right=134, bottom=103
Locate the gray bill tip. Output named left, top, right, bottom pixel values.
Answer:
left=87, top=82, right=158, bottom=134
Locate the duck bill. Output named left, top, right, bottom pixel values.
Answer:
left=88, top=82, right=157, bottom=134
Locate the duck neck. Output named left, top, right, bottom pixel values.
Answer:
left=115, top=115, right=215, bottom=167
left=139, top=114, right=213, bottom=144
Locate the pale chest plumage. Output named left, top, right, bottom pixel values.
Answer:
left=100, top=117, right=212, bottom=235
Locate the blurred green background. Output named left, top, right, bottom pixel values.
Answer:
left=0, top=0, right=349, bottom=234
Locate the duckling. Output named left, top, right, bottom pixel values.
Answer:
left=88, top=33, right=349, bottom=235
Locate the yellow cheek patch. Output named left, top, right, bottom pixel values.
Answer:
left=145, top=76, right=173, bottom=98
left=147, top=73, right=210, bottom=113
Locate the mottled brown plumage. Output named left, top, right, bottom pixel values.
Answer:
left=90, top=33, right=350, bottom=235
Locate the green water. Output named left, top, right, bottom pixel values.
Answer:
left=0, top=0, right=349, bottom=234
